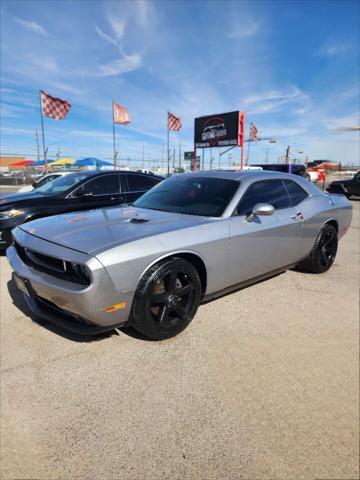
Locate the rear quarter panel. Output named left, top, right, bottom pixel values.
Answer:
left=299, top=192, right=352, bottom=258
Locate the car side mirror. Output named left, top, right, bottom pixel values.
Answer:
left=253, top=203, right=275, bottom=216
left=246, top=203, right=275, bottom=222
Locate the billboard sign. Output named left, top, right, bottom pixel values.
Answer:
left=194, top=111, right=244, bottom=148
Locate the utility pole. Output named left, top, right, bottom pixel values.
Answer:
left=285, top=145, right=290, bottom=164
left=35, top=129, right=41, bottom=162
left=178, top=138, right=182, bottom=168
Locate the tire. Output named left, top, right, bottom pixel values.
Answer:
left=130, top=257, right=202, bottom=340
left=301, top=224, right=338, bottom=273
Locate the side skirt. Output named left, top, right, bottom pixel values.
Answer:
left=201, top=262, right=298, bottom=304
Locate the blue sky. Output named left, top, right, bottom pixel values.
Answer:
left=0, top=0, right=359, bottom=167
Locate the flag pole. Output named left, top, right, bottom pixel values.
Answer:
left=112, top=102, right=117, bottom=170
left=39, top=90, right=47, bottom=174
left=167, top=111, right=170, bottom=176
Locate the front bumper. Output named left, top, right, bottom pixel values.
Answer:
left=7, top=229, right=135, bottom=334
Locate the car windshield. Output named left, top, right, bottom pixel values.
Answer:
left=35, top=172, right=90, bottom=195
left=133, top=175, right=239, bottom=217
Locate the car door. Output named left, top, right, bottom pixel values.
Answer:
left=70, top=173, right=125, bottom=209
left=123, top=173, right=160, bottom=203
left=349, top=172, right=360, bottom=196
left=228, top=179, right=303, bottom=286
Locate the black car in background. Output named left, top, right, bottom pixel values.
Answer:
left=326, top=171, right=360, bottom=198
left=0, top=170, right=162, bottom=248
left=253, top=163, right=309, bottom=179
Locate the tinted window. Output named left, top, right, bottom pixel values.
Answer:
left=237, top=180, right=290, bottom=216
left=134, top=176, right=239, bottom=217
left=126, top=174, right=159, bottom=192
left=35, top=172, right=89, bottom=195
left=35, top=174, right=60, bottom=188
left=77, top=174, right=120, bottom=195
left=284, top=180, right=308, bottom=206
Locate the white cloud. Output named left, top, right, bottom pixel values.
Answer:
left=14, top=17, right=48, bottom=36
left=243, top=86, right=302, bottom=105
left=315, top=43, right=351, bottom=57
left=227, top=20, right=260, bottom=38
left=95, top=26, right=118, bottom=47
left=97, top=54, right=142, bottom=77
left=108, top=16, right=126, bottom=39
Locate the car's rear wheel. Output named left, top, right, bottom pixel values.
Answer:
left=131, top=257, right=202, bottom=340
left=301, top=224, right=338, bottom=273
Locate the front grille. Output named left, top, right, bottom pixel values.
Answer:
left=14, top=241, right=91, bottom=286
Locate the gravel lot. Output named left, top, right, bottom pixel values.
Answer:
left=0, top=202, right=359, bottom=480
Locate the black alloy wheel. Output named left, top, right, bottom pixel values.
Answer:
left=131, top=257, right=202, bottom=340
left=318, top=227, right=338, bottom=270
left=301, top=224, right=338, bottom=273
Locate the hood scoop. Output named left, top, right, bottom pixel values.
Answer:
left=129, top=217, right=149, bottom=223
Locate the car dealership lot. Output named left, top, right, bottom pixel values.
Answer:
left=0, top=203, right=359, bottom=480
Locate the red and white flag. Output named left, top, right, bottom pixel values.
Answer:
left=249, top=122, right=260, bottom=141
left=113, top=102, right=131, bottom=125
left=40, top=90, right=71, bottom=120
left=168, top=111, right=182, bottom=131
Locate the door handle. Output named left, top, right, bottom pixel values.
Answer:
left=291, top=212, right=304, bottom=220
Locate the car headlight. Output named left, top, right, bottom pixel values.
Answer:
left=0, top=209, right=24, bottom=220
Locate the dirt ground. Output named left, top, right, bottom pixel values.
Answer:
left=0, top=202, right=359, bottom=480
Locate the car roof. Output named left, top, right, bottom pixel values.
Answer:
left=63, top=170, right=161, bottom=178
left=177, top=169, right=323, bottom=195
left=178, top=169, right=292, bottom=181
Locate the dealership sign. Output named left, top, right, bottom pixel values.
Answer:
left=194, top=111, right=245, bottom=148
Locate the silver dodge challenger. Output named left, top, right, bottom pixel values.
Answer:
left=7, top=170, right=352, bottom=340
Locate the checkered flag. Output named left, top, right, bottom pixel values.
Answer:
left=249, top=122, right=260, bottom=141
left=40, top=90, right=71, bottom=120
left=168, top=111, right=182, bottom=131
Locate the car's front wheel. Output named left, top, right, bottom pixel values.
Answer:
left=131, top=257, right=202, bottom=340
left=301, top=224, right=338, bottom=273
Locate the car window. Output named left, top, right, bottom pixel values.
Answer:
left=134, top=176, right=239, bottom=217
left=126, top=174, right=159, bottom=192
left=237, top=180, right=290, bottom=216
left=76, top=174, right=120, bottom=195
left=35, top=172, right=89, bottom=195
left=36, top=174, right=59, bottom=187
left=284, top=180, right=308, bottom=206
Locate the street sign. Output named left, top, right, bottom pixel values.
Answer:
left=184, top=152, right=200, bottom=162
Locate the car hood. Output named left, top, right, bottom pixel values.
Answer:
left=0, top=191, right=46, bottom=208
left=19, top=206, right=212, bottom=255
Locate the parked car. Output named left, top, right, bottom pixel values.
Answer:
left=7, top=170, right=352, bottom=340
left=252, top=163, right=310, bottom=180
left=0, top=170, right=162, bottom=248
left=326, top=171, right=360, bottom=198
left=17, top=172, right=72, bottom=193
